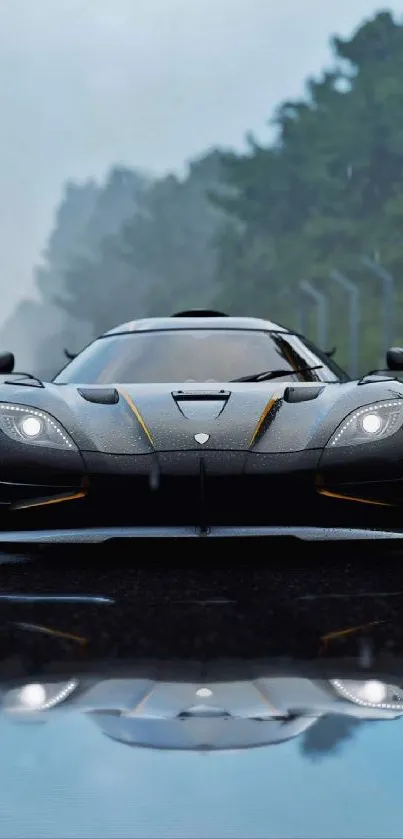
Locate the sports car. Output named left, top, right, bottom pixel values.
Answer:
left=0, top=308, right=403, bottom=544
left=4, top=663, right=403, bottom=751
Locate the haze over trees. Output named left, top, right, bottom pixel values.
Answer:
left=3, top=9, right=403, bottom=376
left=212, top=9, right=403, bottom=369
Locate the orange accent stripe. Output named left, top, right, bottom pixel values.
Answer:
left=117, top=387, right=154, bottom=446
left=317, top=486, right=392, bottom=507
left=319, top=621, right=382, bottom=655
left=11, top=488, right=87, bottom=511
left=16, top=622, right=88, bottom=646
left=252, top=682, right=282, bottom=715
left=315, top=473, right=393, bottom=507
left=321, top=620, right=382, bottom=644
left=43, top=626, right=88, bottom=645
left=128, top=687, right=156, bottom=717
left=249, top=395, right=280, bottom=447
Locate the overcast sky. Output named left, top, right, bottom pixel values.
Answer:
left=0, top=0, right=401, bottom=324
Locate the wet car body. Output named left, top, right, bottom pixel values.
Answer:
left=0, top=310, right=403, bottom=542
left=4, top=660, right=403, bottom=751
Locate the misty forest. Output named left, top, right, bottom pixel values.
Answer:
left=3, top=9, right=403, bottom=379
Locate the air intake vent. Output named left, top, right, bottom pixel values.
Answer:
left=78, top=387, right=119, bottom=405
left=284, top=386, right=324, bottom=403
left=172, top=390, right=229, bottom=419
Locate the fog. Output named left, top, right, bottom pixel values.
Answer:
left=0, top=0, right=401, bottom=330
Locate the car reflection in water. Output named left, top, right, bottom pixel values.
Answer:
left=2, top=668, right=403, bottom=751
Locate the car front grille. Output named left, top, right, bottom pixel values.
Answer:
left=5, top=472, right=398, bottom=531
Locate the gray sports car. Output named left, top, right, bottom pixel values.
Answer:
left=0, top=308, right=403, bottom=543
left=3, top=666, right=403, bottom=751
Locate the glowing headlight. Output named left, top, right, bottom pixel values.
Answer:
left=326, top=400, right=403, bottom=448
left=21, top=416, right=42, bottom=438
left=330, top=679, right=403, bottom=710
left=0, top=404, right=77, bottom=450
left=361, top=413, right=382, bottom=434
left=3, top=680, right=78, bottom=713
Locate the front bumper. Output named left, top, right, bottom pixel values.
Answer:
left=0, top=446, right=403, bottom=538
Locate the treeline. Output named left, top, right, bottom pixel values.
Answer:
left=3, top=9, right=403, bottom=376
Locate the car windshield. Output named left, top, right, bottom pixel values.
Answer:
left=54, top=329, right=347, bottom=384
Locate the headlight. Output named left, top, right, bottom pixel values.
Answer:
left=3, top=680, right=78, bottom=713
left=330, top=679, right=403, bottom=710
left=0, top=404, right=77, bottom=450
left=326, top=400, right=403, bottom=447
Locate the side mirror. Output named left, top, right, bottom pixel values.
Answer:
left=386, top=347, right=403, bottom=371
left=0, top=351, right=15, bottom=374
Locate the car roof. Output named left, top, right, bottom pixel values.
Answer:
left=104, top=314, right=290, bottom=336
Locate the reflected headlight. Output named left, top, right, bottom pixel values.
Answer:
left=330, top=679, right=403, bottom=710
left=3, top=680, right=78, bottom=713
left=326, top=400, right=403, bottom=448
left=0, top=404, right=77, bottom=450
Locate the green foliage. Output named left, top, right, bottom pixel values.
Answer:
left=35, top=152, right=224, bottom=353
left=212, top=10, right=403, bottom=371
left=15, top=9, right=403, bottom=376
left=35, top=167, right=152, bottom=337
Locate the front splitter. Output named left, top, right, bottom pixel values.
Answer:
left=0, top=525, right=403, bottom=544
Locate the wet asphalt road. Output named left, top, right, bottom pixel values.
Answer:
left=0, top=539, right=402, bottom=668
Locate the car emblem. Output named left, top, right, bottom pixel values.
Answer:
left=194, top=432, right=209, bottom=445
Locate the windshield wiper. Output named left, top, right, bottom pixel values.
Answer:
left=230, top=365, right=324, bottom=383
left=4, top=372, right=45, bottom=388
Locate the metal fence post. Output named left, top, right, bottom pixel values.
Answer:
left=299, top=280, right=328, bottom=349
left=360, top=256, right=395, bottom=358
left=329, top=269, right=360, bottom=378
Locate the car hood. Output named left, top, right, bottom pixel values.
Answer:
left=2, top=378, right=403, bottom=455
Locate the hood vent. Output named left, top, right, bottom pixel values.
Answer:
left=78, top=387, right=119, bottom=405
left=172, top=390, right=229, bottom=420
left=284, top=386, right=324, bottom=403
left=178, top=705, right=229, bottom=718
